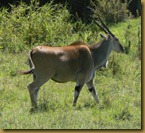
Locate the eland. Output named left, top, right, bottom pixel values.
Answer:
left=21, top=16, right=125, bottom=112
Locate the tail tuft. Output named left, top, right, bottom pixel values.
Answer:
left=18, top=68, right=34, bottom=75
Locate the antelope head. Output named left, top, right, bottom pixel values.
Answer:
left=94, top=16, right=126, bottom=53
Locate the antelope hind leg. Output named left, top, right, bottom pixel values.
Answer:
left=28, top=82, right=40, bottom=112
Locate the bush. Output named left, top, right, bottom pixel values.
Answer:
left=90, top=0, right=131, bottom=24
left=0, top=2, right=73, bottom=53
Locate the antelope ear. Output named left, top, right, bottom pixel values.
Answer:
left=100, top=34, right=106, bottom=39
left=107, top=34, right=112, bottom=39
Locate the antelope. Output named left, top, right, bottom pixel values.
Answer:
left=21, top=17, right=125, bottom=112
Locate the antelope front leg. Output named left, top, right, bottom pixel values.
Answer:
left=87, top=79, right=99, bottom=104
left=73, top=85, right=83, bottom=106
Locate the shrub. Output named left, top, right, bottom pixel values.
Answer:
left=0, top=2, right=73, bottom=53
left=90, top=0, right=131, bottom=24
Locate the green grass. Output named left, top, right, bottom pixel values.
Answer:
left=0, top=3, right=141, bottom=129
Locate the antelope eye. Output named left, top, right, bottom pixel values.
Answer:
left=115, top=38, right=119, bottom=41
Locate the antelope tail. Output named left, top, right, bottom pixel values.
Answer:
left=19, top=50, right=35, bottom=75
left=19, top=68, right=34, bottom=75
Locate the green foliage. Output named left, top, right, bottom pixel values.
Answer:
left=0, top=2, right=100, bottom=53
left=91, top=0, right=131, bottom=24
left=0, top=2, right=73, bottom=52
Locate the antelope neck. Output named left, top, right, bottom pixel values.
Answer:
left=90, top=39, right=113, bottom=69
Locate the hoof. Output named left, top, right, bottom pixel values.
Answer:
left=29, top=107, right=37, bottom=113
left=73, top=103, right=77, bottom=109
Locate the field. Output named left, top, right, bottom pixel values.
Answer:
left=0, top=3, right=141, bottom=129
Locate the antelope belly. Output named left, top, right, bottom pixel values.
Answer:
left=51, top=73, right=77, bottom=83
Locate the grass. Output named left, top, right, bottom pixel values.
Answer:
left=0, top=3, right=141, bottom=129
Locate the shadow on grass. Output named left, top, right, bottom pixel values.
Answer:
left=75, top=102, right=97, bottom=110
left=29, top=102, right=61, bottom=114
